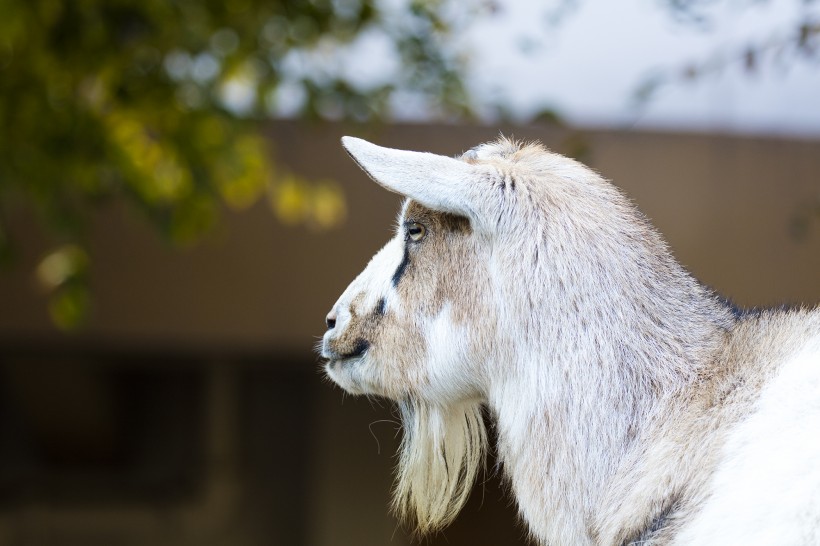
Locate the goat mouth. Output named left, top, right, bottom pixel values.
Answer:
left=327, top=339, right=370, bottom=364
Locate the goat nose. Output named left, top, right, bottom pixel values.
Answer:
left=325, top=309, right=337, bottom=330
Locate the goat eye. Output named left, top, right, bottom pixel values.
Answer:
left=407, top=222, right=426, bottom=242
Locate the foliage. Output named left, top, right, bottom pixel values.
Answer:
left=635, top=0, right=820, bottom=104
left=0, top=0, right=479, bottom=328
left=639, top=0, right=820, bottom=240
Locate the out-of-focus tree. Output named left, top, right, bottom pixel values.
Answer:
left=642, top=0, right=820, bottom=240
left=539, top=0, right=820, bottom=239
left=0, top=0, right=483, bottom=328
left=634, top=0, right=820, bottom=103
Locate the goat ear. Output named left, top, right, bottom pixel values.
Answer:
left=341, top=136, right=493, bottom=222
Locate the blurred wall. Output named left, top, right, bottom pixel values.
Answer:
left=0, top=121, right=818, bottom=546
left=1, top=121, right=819, bottom=347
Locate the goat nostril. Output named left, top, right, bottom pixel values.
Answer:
left=326, top=310, right=337, bottom=330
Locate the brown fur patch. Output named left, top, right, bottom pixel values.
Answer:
left=396, top=201, right=478, bottom=325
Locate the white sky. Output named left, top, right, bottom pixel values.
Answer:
left=459, top=0, right=820, bottom=137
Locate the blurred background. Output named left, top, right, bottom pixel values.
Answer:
left=0, top=0, right=818, bottom=545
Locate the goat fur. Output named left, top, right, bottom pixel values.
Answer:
left=321, top=136, right=820, bottom=545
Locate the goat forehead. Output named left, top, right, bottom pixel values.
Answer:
left=462, top=138, right=593, bottom=187
left=400, top=200, right=437, bottom=224
left=462, top=137, right=523, bottom=161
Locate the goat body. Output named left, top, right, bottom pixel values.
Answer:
left=321, top=136, right=820, bottom=545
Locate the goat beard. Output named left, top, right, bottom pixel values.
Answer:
left=393, top=398, right=488, bottom=534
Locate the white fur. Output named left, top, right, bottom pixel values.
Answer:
left=674, top=341, right=820, bottom=545
left=323, top=136, right=820, bottom=545
left=322, top=237, right=404, bottom=395
left=422, top=304, right=479, bottom=404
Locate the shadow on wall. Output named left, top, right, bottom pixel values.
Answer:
left=0, top=354, right=529, bottom=546
left=0, top=357, right=316, bottom=546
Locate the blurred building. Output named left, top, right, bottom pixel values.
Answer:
left=0, top=121, right=818, bottom=546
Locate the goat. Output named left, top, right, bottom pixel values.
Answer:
left=320, top=136, right=820, bottom=545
